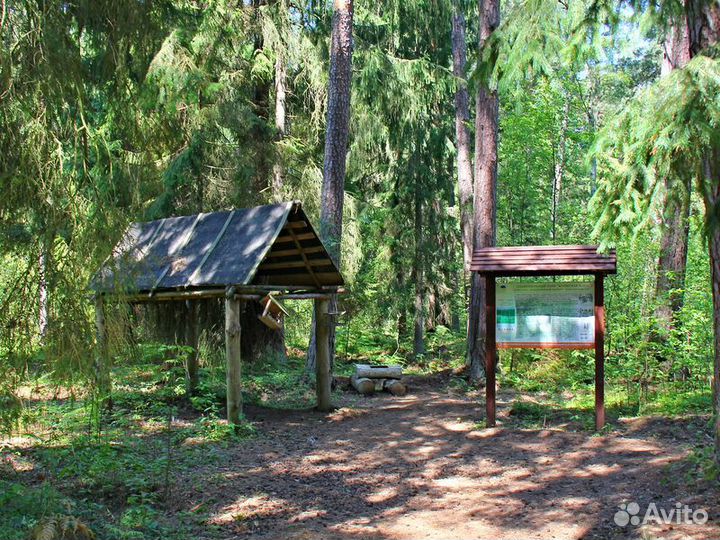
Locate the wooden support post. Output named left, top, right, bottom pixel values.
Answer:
left=595, top=274, right=606, bottom=430
left=225, top=297, right=243, bottom=425
left=185, top=299, right=199, bottom=395
left=94, top=294, right=111, bottom=407
left=486, top=275, right=497, bottom=427
left=314, top=297, right=333, bottom=411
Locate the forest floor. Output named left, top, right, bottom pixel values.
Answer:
left=3, top=369, right=718, bottom=540
left=179, top=373, right=717, bottom=540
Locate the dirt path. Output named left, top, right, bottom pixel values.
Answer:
left=176, top=379, right=718, bottom=540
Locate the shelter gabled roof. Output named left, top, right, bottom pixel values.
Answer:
left=471, top=245, right=617, bottom=276
left=91, top=201, right=343, bottom=295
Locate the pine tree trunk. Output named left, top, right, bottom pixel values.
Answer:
left=552, top=97, right=569, bottom=243
left=413, top=180, right=425, bottom=358
left=467, top=0, right=500, bottom=384
left=655, top=184, right=691, bottom=328
left=654, top=19, right=692, bottom=332
left=702, top=147, right=720, bottom=466
left=272, top=50, right=287, bottom=201
left=687, top=0, right=720, bottom=465
left=241, top=300, right=287, bottom=364
left=38, top=247, right=48, bottom=340
left=451, top=1, right=474, bottom=272
left=390, top=235, right=408, bottom=343
left=306, top=0, right=354, bottom=373
left=251, top=0, right=272, bottom=200
left=426, top=288, right=437, bottom=333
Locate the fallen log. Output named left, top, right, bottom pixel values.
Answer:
left=354, top=364, right=403, bottom=380
left=350, top=375, right=375, bottom=395
left=384, top=379, right=407, bottom=396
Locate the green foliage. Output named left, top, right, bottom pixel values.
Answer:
left=688, top=445, right=720, bottom=482
left=0, top=481, right=70, bottom=540
left=591, top=52, right=720, bottom=244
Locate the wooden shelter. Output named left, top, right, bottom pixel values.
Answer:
left=90, top=201, right=344, bottom=422
left=470, top=245, right=617, bottom=430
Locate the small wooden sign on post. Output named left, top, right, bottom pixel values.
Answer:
left=470, top=245, right=617, bottom=431
left=258, top=294, right=289, bottom=331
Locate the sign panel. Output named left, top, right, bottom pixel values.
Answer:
left=496, top=282, right=594, bottom=348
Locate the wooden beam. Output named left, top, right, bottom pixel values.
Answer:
left=258, top=259, right=332, bottom=271
left=287, top=226, right=322, bottom=288
left=225, top=297, right=243, bottom=424
left=251, top=273, right=342, bottom=287
left=111, top=285, right=346, bottom=303
left=314, top=297, right=332, bottom=411
left=185, top=299, right=199, bottom=395
left=498, top=342, right=594, bottom=349
left=235, top=292, right=333, bottom=301
left=595, top=274, right=605, bottom=430
left=275, top=232, right=316, bottom=243
left=267, top=245, right=324, bottom=258
left=283, top=220, right=308, bottom=229
left=125, top=288, right=226, bottom=302
left=486, top=275, right=497, bottom=428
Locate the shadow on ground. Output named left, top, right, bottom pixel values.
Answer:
left=160, top=376, right=719, bottom=540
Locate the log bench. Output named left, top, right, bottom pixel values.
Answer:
left=350, top=364, right=406, bottom=396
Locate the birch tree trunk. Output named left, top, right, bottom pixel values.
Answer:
left=452, top=1, right=474, bottom=272
left=467, top=0, right=500, bottom=384
left=307, top=0, right=354, bottom=373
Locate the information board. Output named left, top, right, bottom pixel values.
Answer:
left=496, top=282, right=595, bottom=348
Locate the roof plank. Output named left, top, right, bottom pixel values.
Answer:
left=471, top=245, right=616, bottom=276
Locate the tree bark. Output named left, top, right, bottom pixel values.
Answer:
left=307, top=0, right=354, bottom=373
left=225, top=297, right=243, bottom=425
left=686, top=0, right=720, bottom=464
left=240, top=299, right=287, bottom=364
left=94, top=295, right=111, bottom=408
left=654, top=18, right=693, bottom=333
left=426, top=288, right=437, bottom=333
left=702, top=146, right=720, bottom=465
left=38, top=246, right=48, bottom=340
left=552, top=96, right=569, bottom=243
left=354, top=364, right=403, bottom=379
left=319, top=0, right=353, bottom=265
left=467, top=0, right=500, bottom=384
left=314, top=298, right=333, bottom=411
left=413, top=176, right=425, bottom=359
left=654, top=182, right=691, bottom=328
left=184, top=299, right=199, bottom=395
left=272, top=50, right=287, bottom=201
left=452, top=1, right=474, bottom=272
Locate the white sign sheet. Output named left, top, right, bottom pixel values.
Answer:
left=496, top=282, right=595, bottom=347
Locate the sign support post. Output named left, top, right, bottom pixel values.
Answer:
left=471, top=245, right=616, bottom=432
left=486, top=275, right=497, bottom=427
left=594, top=273, right=605, bottom=430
